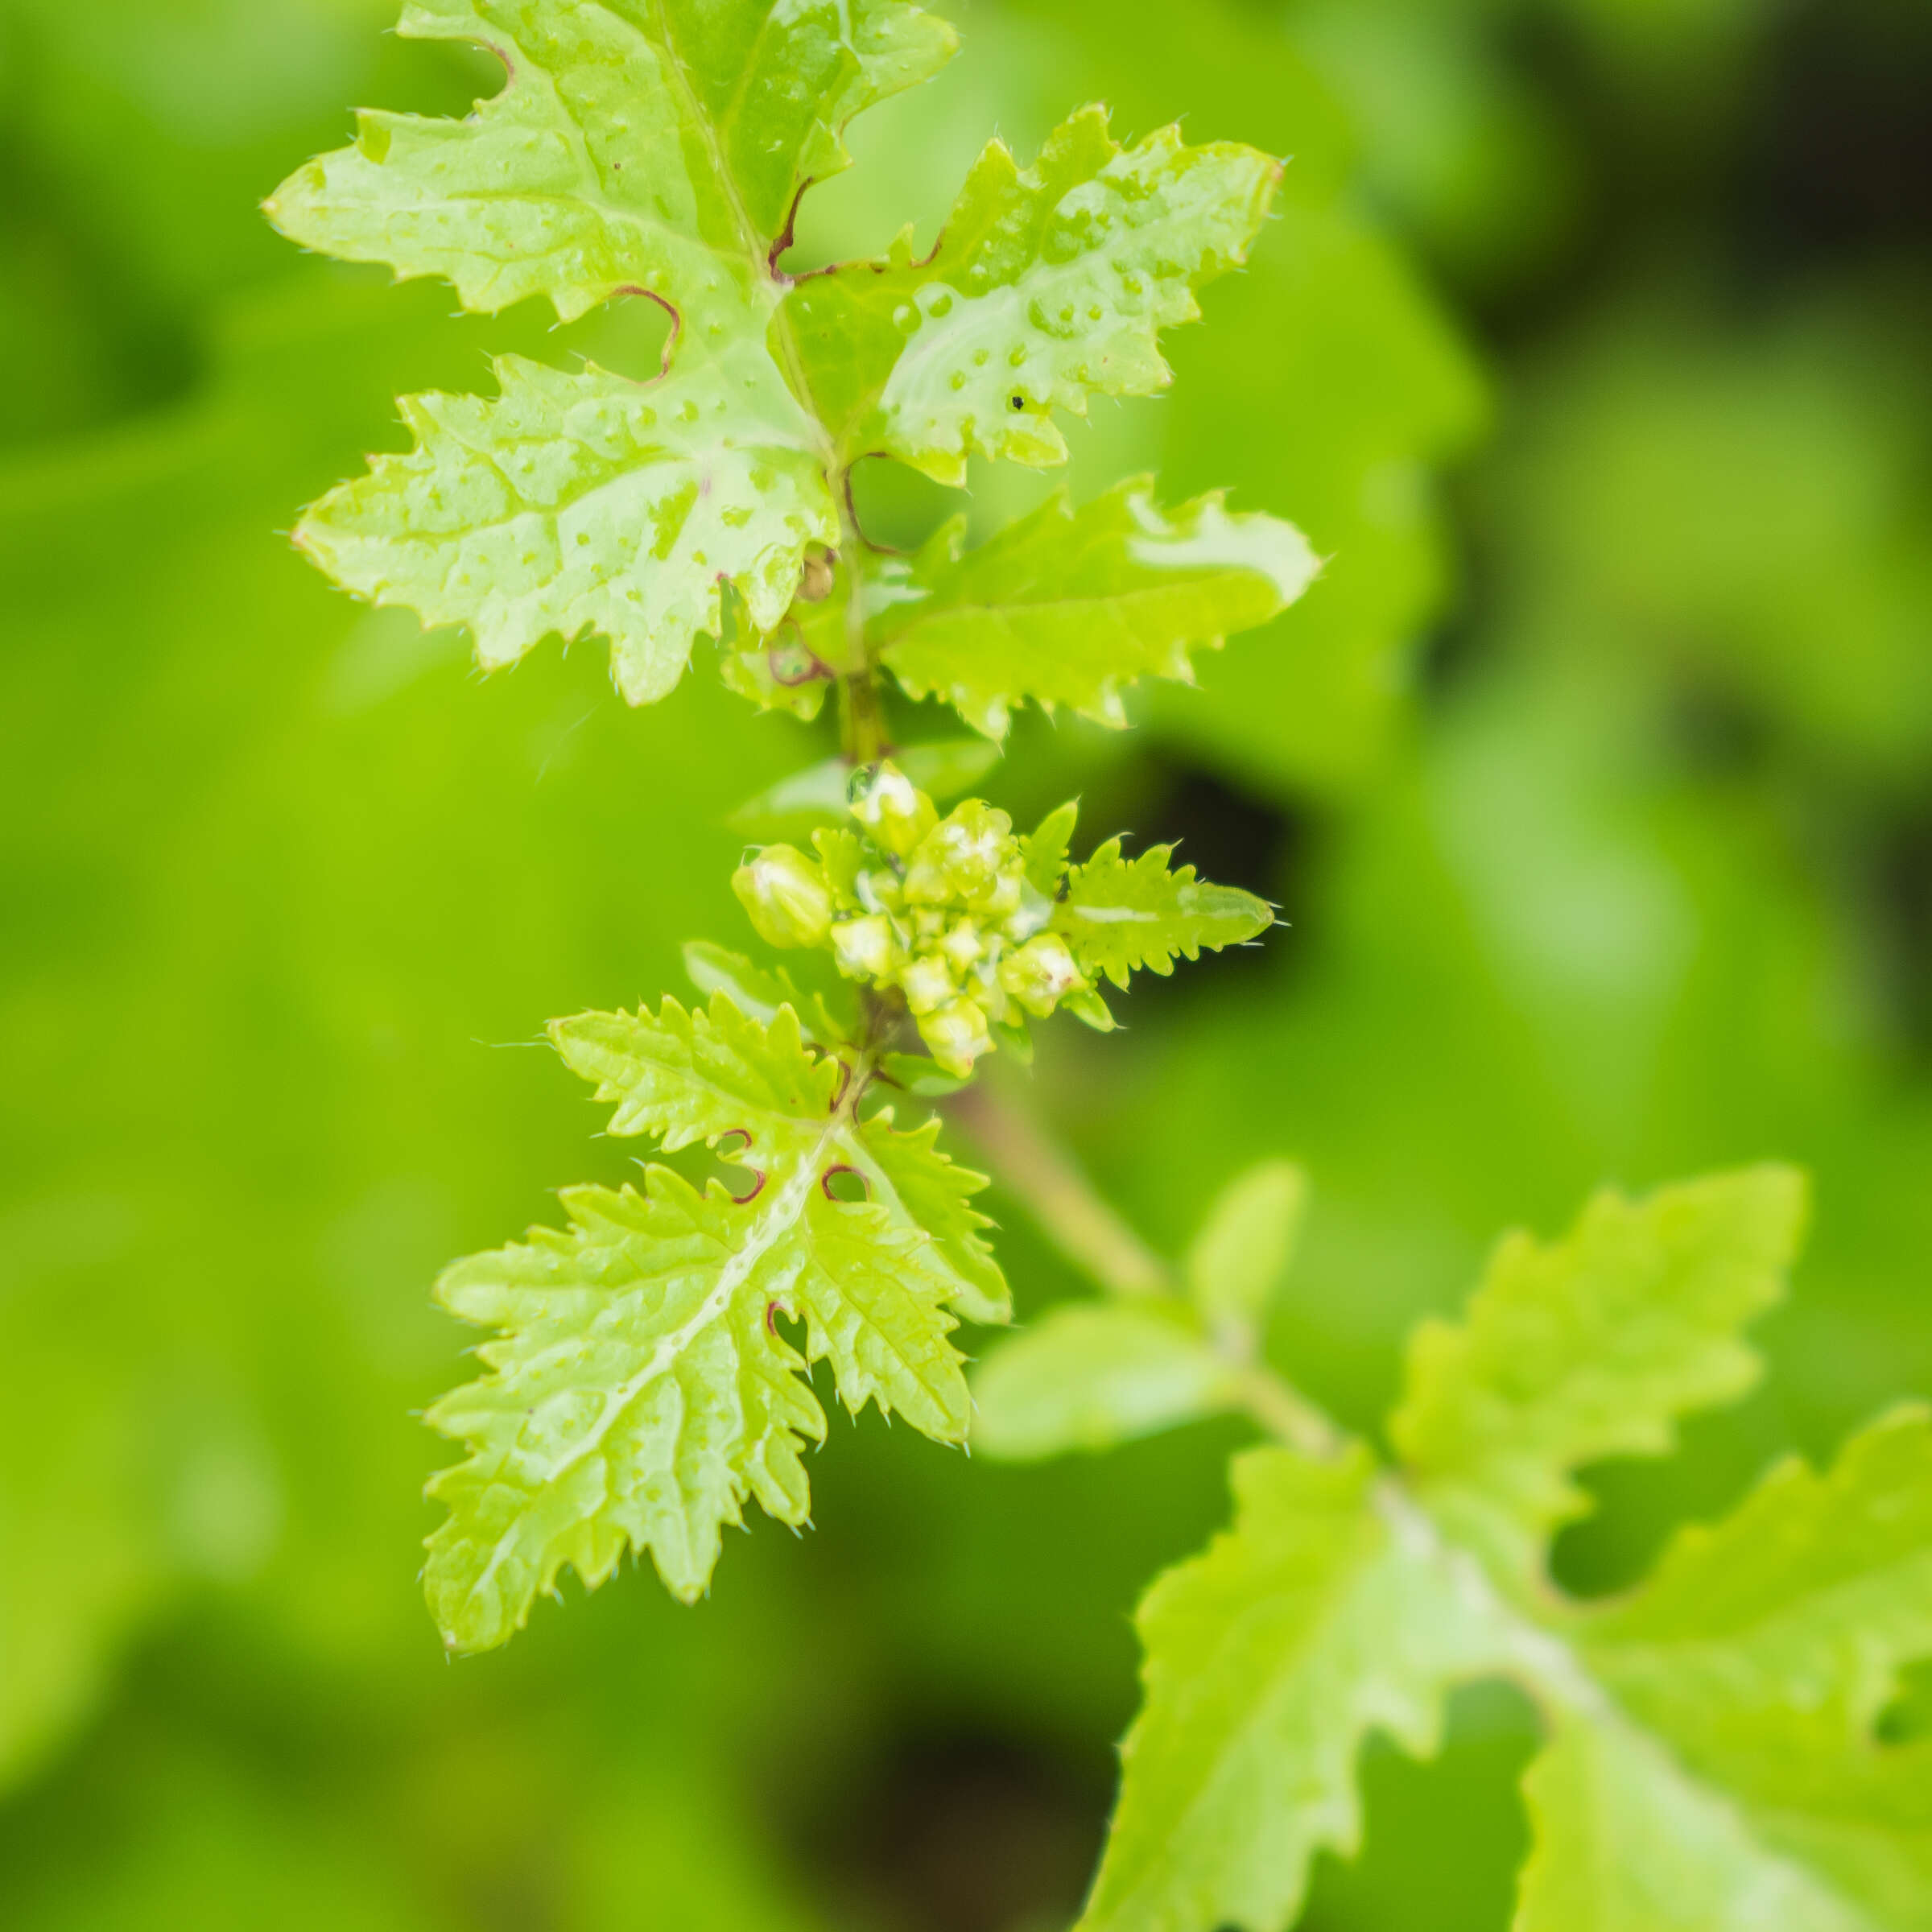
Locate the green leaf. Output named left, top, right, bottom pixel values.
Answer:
left=1186, top=1159, right=1307, bottom=1338
left=971, top=1303, right=1240, bottom=1459
left=878, top=1051, right=971, bottom=1099
left=289, top=359, right=837, bottom=705
left=1076, top=1445, right=1513, bottom=1932
left=872, top=481, right=1319, bottom=738
left=424, top=993, right=1006, bottom=1649
left=1389, top=1166, right=1807, bottom=1588
left=784, top=105, right=1281, bottom=484
left=1022, top=799, right=1080, bottom=895
left=1513, top=1712, right=1879, bottom=1932
left=857, top=1110, right=1011, bottom=1327
left=1587, top=1406, right=1932, bottom=1686
left=679, top=940, right=849, bottom=1047
left=1053, top=838, right=1274, bottom=989
left=1554, top=1408, right=1932, bottom=1929
left=265, top=0, right=955, bottom=323
left=266, top=0, right=954, bottom=701
left=1075, top=1170, right=1932, bottom=1929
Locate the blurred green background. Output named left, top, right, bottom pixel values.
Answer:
left=2, top=0, right=1929, bottom=1924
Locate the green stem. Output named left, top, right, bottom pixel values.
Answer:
left=947, top=1077, right=1352, bottom=1456
left=945, top=1075, right=1171, bottom=1298
left=835, top=485, right=890, bottom=766
left=1236, top=1364, right=1347, bottom=1459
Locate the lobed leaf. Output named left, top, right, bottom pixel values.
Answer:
left=857, top=1112, right=1011, bottom=1327
left=785, top=105, right=1281, bottom=482
left=1561, top=1409, right=1932, bottom=1928
left=427, top=1174, right=830, bottom=1642
left=1074, top=1170, right=1932, bottom=1930
left=1513, top=1711, right=1876, bottom=1932
left=265, top=0, right=955, bottom=323
left=267, top=0, right=953, bottom=700
left=292, top=357, right=836, bottom=704
left=1076, top=1445, right=1514, bottom=1932
left=1389, top=1166, right=1808, bottom=1588
left=424, top=993, right=1006, bottom=1648
left=873, top=480, right=1319, bottom=739
left=679, top=940, right=850, bottom=1048
left=1053, top=837, right=1274, bottom=988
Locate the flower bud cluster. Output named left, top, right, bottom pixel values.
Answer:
left=732, top=764, right=1091, bottom=1076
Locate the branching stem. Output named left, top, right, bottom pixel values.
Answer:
left=948, top=1075, right=1352, bottom=1458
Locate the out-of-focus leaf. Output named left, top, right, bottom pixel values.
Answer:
left=972, top=1303, right=1240, bottom=1459
left=1492, top=294, right=1932, bottom=787
left=1516, top=1410, right=1932, bottom=1930
left=1391, top=1167, right=1806, bottom=1588
left=1151, top=204, right=1488, bottom=793
left=1186, top=1160, right=1308, bottom=1337
left=1077, top=1444, right=1513, bottom=1932
left=679, top=941, right=851, bottom=1047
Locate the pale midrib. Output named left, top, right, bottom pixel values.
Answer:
left=883, top=577, right=1249, bottom=650
left=460, top=1120, right=840, bottom=1617
left=648, top=0, right=837, bottom=474
left=1090, top=1468, right=1883, bottom=1931
left=1386, top=1481, right=1884, bottom=1932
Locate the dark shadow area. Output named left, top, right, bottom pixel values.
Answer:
left=802, top=1724, right=1111, bottom=1932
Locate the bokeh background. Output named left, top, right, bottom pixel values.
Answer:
left=3, top=0, right=1930, bottom=1924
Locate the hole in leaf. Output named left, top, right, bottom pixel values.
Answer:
left=821, top=1166, right=869, bottom=1203
left=541, top=289, right=679, bottom=385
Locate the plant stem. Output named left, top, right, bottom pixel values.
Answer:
left=836, top=486, right=889, bottom=766
left=1236, top=1364, right=1348, bottom=1459
left=945, top=1075, right=1171, bottom=1298
left=947, top=1075, right=1352, bottom=1456
left=839, top=665, right=889, bottom=766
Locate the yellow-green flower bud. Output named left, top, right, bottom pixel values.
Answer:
left=854, top=865, right=906, bottom=916
left=975, top=867, right=1025, bottom=921
left=938, top=919, right=984, bottom=974
left=733, top=845, right=832, bottom=950
left=899, top=954, right=957, bottom=1015
left=999, top=933, right=1084, bottom=1017
left=850, top=762, right=938, bottom=858
left=921, top=997, right=993, bottom=1077
left=831, top=913, right=897, bottom=980
left=905, top=802, right=1018, bottom=906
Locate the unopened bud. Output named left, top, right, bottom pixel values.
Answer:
left=905, top=802, right=1018, bottom=906
left=831, top=913, right=898, bottom=980
left=921, top=997, right=993, bottom=1078
left=733, top=845, right=832, bottom=950
left=938, top=919, right=983, bottom=974
left=999, top=933, right=1084, bottom=1017
left=899, top=953, right=957, bottom=1015
left=849, top=762, right=938, bottom=857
